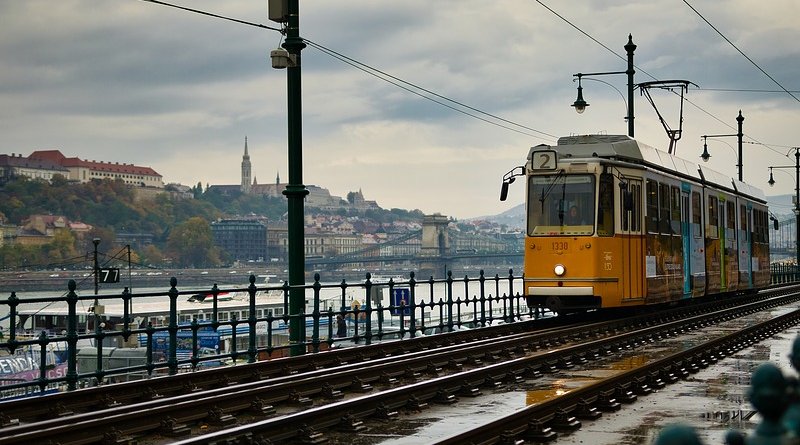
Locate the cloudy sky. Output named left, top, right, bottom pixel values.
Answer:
left=1, top=1, right=799, bottom=219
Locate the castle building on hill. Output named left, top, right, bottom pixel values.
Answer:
left=27, top=150, right=163, bottom=188
left=209, top=138, right=380, bottom=212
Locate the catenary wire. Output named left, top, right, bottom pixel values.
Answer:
left=682, top=0, right=800, bottom=104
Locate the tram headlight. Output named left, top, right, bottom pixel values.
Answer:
left=554, top=264, right=566, bottom=276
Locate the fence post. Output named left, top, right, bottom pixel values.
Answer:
left=66, top=280, right=79, bottom=391
left=408, top=272, right=417, bottom=338
left=167, top=277, right=178, bottom=375
left=248, top=274, right=258, bottom=363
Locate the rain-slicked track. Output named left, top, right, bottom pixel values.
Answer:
left=1, top=285, right=799, bottom=444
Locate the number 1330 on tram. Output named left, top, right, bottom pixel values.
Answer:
left=500, top=134, right=770, bottom=314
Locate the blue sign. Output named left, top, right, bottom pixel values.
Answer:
left=142, top=331, right=220, bottom=355
left=391, top=288, right=411, bottom=315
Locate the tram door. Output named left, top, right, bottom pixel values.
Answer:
left=681, top=188, right=691, bottom=297
left=621, top=179, right=645, bottom=301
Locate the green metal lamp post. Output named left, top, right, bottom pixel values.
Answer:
left=699, top=110, right=745, bottom=181
left=571, top=34, right=637, bottom=138
left=768, top=147, right=800, bottom=273
left=271, top=0, right=308, bottom=356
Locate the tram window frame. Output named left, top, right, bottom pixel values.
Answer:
left=670, top=185, right=681, bottom=235
left=646, top=179, right=659, bottom=234
left=622, top=181, right=642, bottom=232
left=691, top=191, right=702, bottom=238
left=708, top=195, right=719, bottom=239
left=597, top=172, right=614, bottom=236
left=659, top=183, right=671, bottom=234
left=726, top=201, right=736, bottom=234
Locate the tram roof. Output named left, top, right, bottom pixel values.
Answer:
left=545, top=135, right=765, bottom=203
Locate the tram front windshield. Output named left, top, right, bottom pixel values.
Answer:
left=528, top=174, right=595, bottom=236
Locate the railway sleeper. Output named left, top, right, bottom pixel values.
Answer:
left=207, top=406, right=237, bottom=426
left=102, top=427, right=136, bottom=445
left=405, top=395, right=429, bottom=411
left=525, top=420, right=558, bottom=442
left=338, top=413, right=368, bottom=433
left=47, top=402, right=73, bottom=418
left=249, top=398, right=276, bottom=416
left=597, top=392, right=622, bottom=412
left=351, top=377, right=373, bottom=393
left=426, top=362, right=443, bottom=376
left=375, top=403, right=400, bottom=420
left=379, top=372, right=399, bottom=385
left=289, top=390, right=314, bottom=406
left=322, top=383, right=344, bottom=400
left=550, top=409, right=582, bottom=432
left=159, top=416, right=192, bottom=437
left=459, top=381, right=483, bottom=397
left=0, top=412, right=19, bottom=428
left=575, top=400, right=603, bottom=420
left=298, top=425, right=327, bottom=444
left=614, top=385, right=637, bottom=404
left=434, top=389, right=458, bottom=405
left=647, top=371, right=666, bottom=389
left=633, top=376, right=652, bottom=395
left=499, top=431, right=526, bottom=445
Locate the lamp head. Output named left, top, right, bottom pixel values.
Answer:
left=572, top=85, right=589, bottom=114
left=768, top=170, right=775, bottom=187
left=701, top=142, right=710, bottom=162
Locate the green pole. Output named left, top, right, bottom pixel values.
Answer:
left=282, top=0, right=309, bottom=356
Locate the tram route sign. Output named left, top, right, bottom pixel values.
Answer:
left=531, top=150, right=557, bottom=170
left=98, top=267, right=120, bottom=283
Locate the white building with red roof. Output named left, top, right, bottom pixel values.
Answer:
left=27, top=150, right=163, bottom=188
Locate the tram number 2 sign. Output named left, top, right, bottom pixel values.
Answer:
left=531, top=150, right=557, bottom=170
left=98, top=267, right=120, bottom=283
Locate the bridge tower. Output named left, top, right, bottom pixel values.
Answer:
left=418, top=214, right=450, bottom=278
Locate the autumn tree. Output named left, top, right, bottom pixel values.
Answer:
left=165, top=217, right=222, bottom=268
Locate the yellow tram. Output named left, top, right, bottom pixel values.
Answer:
left=501, top=135, right=770, bottom=313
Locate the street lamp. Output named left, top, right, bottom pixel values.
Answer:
left=699, top=111, right=745, bottom=181
left=767, top=147, right=800, bottom=268
left=270, top=0, right=308, bottom=356
left=571, top=34, right=637, bottom=137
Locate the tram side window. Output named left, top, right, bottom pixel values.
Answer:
left=708, top=196, right=719, bottom=239
left=691, top=191, right=701, bottom=238
left=670, top=186, right=681, bottom=235
left=726, top=201, right=736, bottom=238
left=740, top=205, right=749, bottom=240
left=622, top=182, right=642, bottom=232
left=646, top=180, right=659, bottom=233
left=659, top=183, right=671, bottom=234
left=597, top=173, right=614, bottom=236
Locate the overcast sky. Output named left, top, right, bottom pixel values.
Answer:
left=1, top=1, right=799, bottom=219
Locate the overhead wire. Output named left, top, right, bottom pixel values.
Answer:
left=533, top=0, right=790, bottom=160
left=139, top=0, right=557, bottom=143
left=682, top=0, right=800, bottom=104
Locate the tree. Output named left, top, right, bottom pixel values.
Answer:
left=165, top=217, right=221, bottom=268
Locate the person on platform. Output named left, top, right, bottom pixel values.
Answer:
left=336, top=314, right=347, bottom=338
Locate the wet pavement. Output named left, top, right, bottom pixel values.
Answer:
left=351, top=305, right=800, bottom=445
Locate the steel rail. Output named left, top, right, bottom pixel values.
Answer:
left=140, top=292, right=800, bottom=444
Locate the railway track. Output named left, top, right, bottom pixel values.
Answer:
left=1, top=286, right=799, bottom=444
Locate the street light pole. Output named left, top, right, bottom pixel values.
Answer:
left=767, top=147, right=800, bottom=270
left=281, top=0, right=309, bottom=356
left=571, top=35, right=636, bottom=138
left=699, top=111, right=745, bottom=181
left=93, top=238, right=100, bottom=299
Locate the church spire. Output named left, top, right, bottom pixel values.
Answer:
left=241, top=136, right=252, bottom=194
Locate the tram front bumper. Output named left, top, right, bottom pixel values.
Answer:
left=526, top=286, right=601, bottom=312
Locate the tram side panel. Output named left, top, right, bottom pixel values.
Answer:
left=644, top=177, right=685, bottom=305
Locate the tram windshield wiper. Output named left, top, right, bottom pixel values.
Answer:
left=539, top=169, right=565, bottom=213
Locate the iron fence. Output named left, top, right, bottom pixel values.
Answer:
left=0, top=269, right=531, bottom=398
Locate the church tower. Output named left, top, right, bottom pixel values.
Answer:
left=241, top=137, right=252, bottom=194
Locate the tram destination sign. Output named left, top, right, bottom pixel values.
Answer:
left=531, top=150, right=557, bottom=170
left=98, top=267, right=120, bottom=283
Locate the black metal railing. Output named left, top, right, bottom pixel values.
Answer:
left=0, top=269, right=531, bottom=398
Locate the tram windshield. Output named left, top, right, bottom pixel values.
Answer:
left=528, top=174, right=595, bottom=236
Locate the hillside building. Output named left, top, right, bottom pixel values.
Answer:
left=27, top=150, right=163, bottom=188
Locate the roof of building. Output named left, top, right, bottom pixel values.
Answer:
left=28, top=150, right=161, bottom=178
left=0, top=154, right=69, bottom=172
